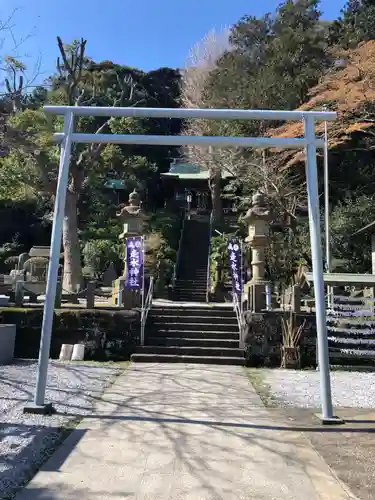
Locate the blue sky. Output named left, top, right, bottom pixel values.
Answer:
left=2, top=0, right=344, bottom=82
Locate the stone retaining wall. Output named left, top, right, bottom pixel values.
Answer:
left=244, top=311, right=316, bottom=367
left=0, top=308, right=140, bottom=361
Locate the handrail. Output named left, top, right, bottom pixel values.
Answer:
left=233, top=292, right=245, bottom=348
left=140, top=276, right=154, bottom=346
left=206, top=211, right=213, bottom=302
left=172, top=210, right=186, bottom=291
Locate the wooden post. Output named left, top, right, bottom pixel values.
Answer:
left=86, top=281, right=95, bottom=309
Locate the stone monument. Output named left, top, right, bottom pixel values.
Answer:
left=243, top=191, right=272, bottom=312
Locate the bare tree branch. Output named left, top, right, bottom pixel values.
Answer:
left=0, top=8, right=44, bottom=104
left=56, top=36, right=87, bottom=106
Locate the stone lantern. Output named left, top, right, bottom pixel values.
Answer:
left=243, top=191, right=272, bottom=312
left=117, top=189, right=146, bottom=239
left=112, top=189, right=147, bottom=307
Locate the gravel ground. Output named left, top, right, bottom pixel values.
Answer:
left=261, top=369, right=375, bottom=408
left=0, top=360, right=121, bottom=499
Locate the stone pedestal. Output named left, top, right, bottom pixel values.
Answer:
left=248, top=282, right=269, bottom=313
left=112, top=277, right=141, bottom=308
left=243, top=192, right=272, bottom=313
left=0, top=324, right=16, bottom=364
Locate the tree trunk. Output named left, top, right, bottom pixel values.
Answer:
left=63, top=190, right=83, bottom=292
left=209, top=167, right=223, bottom=226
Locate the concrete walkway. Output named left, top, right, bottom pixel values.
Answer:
left=16, top=364, right=357, bottom=500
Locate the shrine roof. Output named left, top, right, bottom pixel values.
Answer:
left=161, top=162, right=233, bottom=180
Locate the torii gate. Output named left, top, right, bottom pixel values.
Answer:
left=25, top=105, right=338, bottom=423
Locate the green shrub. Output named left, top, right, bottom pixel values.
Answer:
left=82, top=239, right=122, bottom=279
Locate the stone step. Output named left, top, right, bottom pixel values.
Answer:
left=148, top=329, right=240, bottom=340
left=180, top=249, right=208, bottom=254
left=177, top=269, right=208, bottom=275
left=175, top=286, right=207, bottom=295
left=149, top=322, right=239, bottom=332
left=175, top=279, right=207, bottom=284
left=174, top=289, right=207, bottom=292
left=175, top=280, right=207, bottom=290
left=150, top=307, right=235, bottom=317
left=131, top=353, right=245, bottom=365
left=178, top=256, right=207, bottom=260
left=136, top=346, right=244, bottom=357
left=146, top=337, right=240, bottom=348
left=174, top=283, right=207, bottom=288
left=178, top=266, right=207, bottom=271
left=179, top=253, right=207, bottom=257
left=175, top=279, right=207, bottom=282
left=175, top=292, right=206, bottom=302
left=174, top=284, right=207, bottom=288
left=150, top=315, right=238, bottom=324
left=178, top=265, right=207, bottom=270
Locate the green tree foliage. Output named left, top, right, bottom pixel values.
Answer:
left=203, top=0, right=375, bottom=284
left=200, top=0, right=329, bottom=232
left=0, top=37, right=182, bottom=290
left=330, top=195, right=375, bottom=272
left=82, top=239, right=122, bottom=279
left=329, top=0, right=375, bottom=48
left=209, top=0, right=329, bottom=124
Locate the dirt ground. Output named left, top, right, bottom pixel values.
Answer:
left=248, top=369, right=375, bottom=500
left=292, top=408, right=375, bottom=500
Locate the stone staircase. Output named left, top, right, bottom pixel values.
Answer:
left=131, top=304, right=245, bottom=365
left=174, top=216, right=210, bottom=302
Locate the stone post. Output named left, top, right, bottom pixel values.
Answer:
left=243, top=191, right=272, bottom=312
left=86, top=281, right=95, bottom=309
left=55, top=280, right=62, bottom=308
left=14, top=281, right=24, bottom=307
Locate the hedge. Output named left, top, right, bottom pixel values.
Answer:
left=0, top=307, right=140, bottom=361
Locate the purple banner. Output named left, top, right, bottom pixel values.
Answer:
left=228, top=239, right=242, bottom=295
left=125, top=237, right=144, bottom=289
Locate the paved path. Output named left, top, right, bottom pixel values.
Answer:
left=16, top=364, right=357, bottom=500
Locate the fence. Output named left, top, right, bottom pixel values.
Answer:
left=326, top=294, right=375, bottom=366
left=1, top=278, right=97, bottom=309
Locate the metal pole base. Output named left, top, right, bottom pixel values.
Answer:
left=315, top=414, right=345, bottom=425
left=23, top=402, right=56, bottom=415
